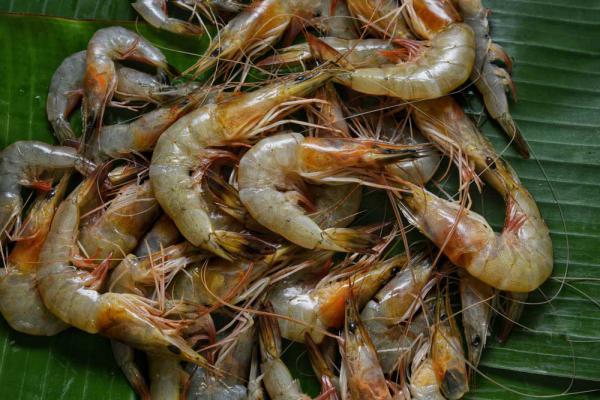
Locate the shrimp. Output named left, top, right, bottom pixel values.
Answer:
left=94, top=86, right=219, bottom=160
left=83, top=26, right=176, bottom=139
left=257, top=37, right=396, bottom=69
left=78, top=179, right=161, bottom=268
left=237, top=132, right=429, bottom=252
left=360, top=255, right=434, bottom=373
left=132, top=0, right=205, bottom=35
left=0, top=141, right=95, bottom=243
left=342, top=293, right=391, bottom=400
left=114, top=65, right=202, bottom=104
left=259, top=302, right=311, bottom=400
left=135, top=214, right=181, bottom=257
left=459, top=270, right=493, bottom=370
left=403, top=96, right=552, bottom=292
left=188, top=320, right=256, bottom=399
left=402, top=0, right=462, bottom=40
left=150, top=70, right=331, bottom=259
left=36, top=177, right=213, bottom=367
left=46, top=51, right=87, bottom=144
left=409, top=342, right=445, bottom=400
left=497, top=291, right=527, bottom=343
left=186, top=0, right=322, bottom=78
left=346, top=0, right=413, bottom=39
left=270, top=252, right=407, bottom=343
left=318, top=0, right=358, bottom=39
left=0, top=176, right=70, bottom=335
left=327, top=23, right=475, bottom=99
left=455, top=0, right=529, bottom=157
left=431, top=287, right=468, bottom=399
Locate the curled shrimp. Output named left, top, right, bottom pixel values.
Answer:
left=37, top=177, right=213, bottom=367
left=456, top=0, right=529, bottom=157
left=0, top=141, right=95, bottom=242
left=360, top=254, right=434, bottom=372
left=78, top=179, right=161, bottom=268
left=342, top=293, right=391, bottom=400
left=238, top=132, right=428, bottom=251
left=270, top=252, right=407, bottom=343
left=0, top=176, right=70, bottom=335
left=150, top=70, right=331, bottom=259
left=431, top=286, right=468, bottom=399
left=459, top=269, right=494, bottom=370
left=132, top=0, right=206, bottom=35
left=94, top=85, right=219, bottom=160
left=402, top=96, right=552, bottom=292
left=186, top=0, right=322, bottom=78
left=83, top=26, right=176, bottom=138
left=259, top=302, right=311, bottom=400
left=325, top=23, right=475, bottom=99
left=46, top=51, right=87, bottom=144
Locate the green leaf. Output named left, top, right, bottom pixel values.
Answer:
left=0, top=0, right=599, bottom=398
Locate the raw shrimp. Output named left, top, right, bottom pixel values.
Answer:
left=360, top=255, right=434, bottom=372
left=346, top=0, right=413, bottom=39
left=186, top=0, right=322, bottom=78
left=36, top=177, right=212, bottom=367
left=0, top=141, right=95, bottom=242
left=150, top=70, right=331, bottom=259
left=431, top=288, right=468, bottom=399
left=459, top=270, right=494, bottom=369
left=46, top=51, right=87, bottom=144
left=497, top=291, right=527, bottom=343
left=315, top=23, right=475, bottom=99
left=404, top=97, right=552, bottom=292
left=114, top=65, right=202, bottom=104
left=318, top=0, right=358, bottom=39
left=132, top=0, right=205, bottom=35
left=456, top=0, right=529, bottom=157
left=0, top=176, right=70, bottom=335
left=259, top=302, right=311, bottom=400
left=237, top=132, right=428, bottom=251
left=78, top=179, right=160, bottom=268
left=83, top=26, right=176, bottom=138
left=402, top=0, right=462, bottom=40
left=187, top=320, right=256, bottom=399
left=270, top=253, right=407, bottom=343
left=257, top=37, right=396, bottom=69
left=342, top=294, right=391, bottom=400
left=409, top=343, right=445, bottom=400
left=95, top=86, right=219, bottom=160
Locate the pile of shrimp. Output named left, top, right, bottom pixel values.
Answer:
left=0, top=0, right=553, bottom=398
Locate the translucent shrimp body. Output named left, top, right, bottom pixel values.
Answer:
left=335, top=23, right=475, bottom=99
left=83, top=26, right=173, bottom=136
left=270, top=254, right=407, bottom=344
left=132, top=0, right=205, bottom=35
left=0, top=178, right=70, bottom=335
left=47, top=51, right=87, bottom=144
left=343, top=295, right=391, bottom=400
left=150, top=72, right=331, bottom=259
left=37, top=179, right=211, bottom=367
left=406, top=97, right=552, bottom=292
left=0, top=141, right=94, bottom=242
left=78, top=180, right=160, bottom=268
left=238, top=132, right=425, bottom=251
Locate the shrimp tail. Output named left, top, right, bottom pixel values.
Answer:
left=496, top=113, right=529, bottom=159
left=207, top=174, right=248, bottom=224
left=496, top=291, right=527, bottom=343
left=53, top=118, right=77, bottom=145
left=111, top=340, right=151, bottom=400
left=212, top=230, right=277, bottom=260
left=322, top=227, right=380, bottom=253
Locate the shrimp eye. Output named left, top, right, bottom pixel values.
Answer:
left=485, top=156, right=497, bottom=169
left=167, top=344, right=182, bottom=355
left=391, top=266, right=401, bottom=275
left=210, top=48, right=221, bottom=57
left=472, top=335, right=481, bottom=347
left=348, top=321, right=357, bottom=333
left=295, top=75, right=306, bottom=82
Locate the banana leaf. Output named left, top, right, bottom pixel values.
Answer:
left=0, top=0, right=599, bottom=398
